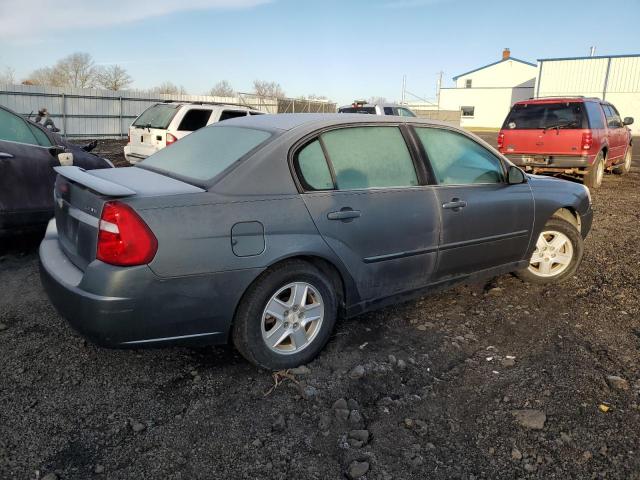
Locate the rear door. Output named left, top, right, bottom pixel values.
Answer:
left=602, top=104, right=625, bottom=161
left=0, top=107, right=59, bottom=229
left=413, top=126, right=534, bottom=280
left=501, top=102, right=589, bottom=157
left=296, top=125, right=440, bottom=301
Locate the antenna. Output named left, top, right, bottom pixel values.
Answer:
left=589, top=46, right=596, bottom=57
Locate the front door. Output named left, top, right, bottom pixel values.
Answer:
left=412, top=126, right=534, bottom=280
left=294, top=125, right=440, bottom=302
left=0, top=107, right=59, bottom=229
left=603, top=104, right=626, bottom=161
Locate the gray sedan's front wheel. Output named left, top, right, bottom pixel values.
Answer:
left=516, top=218, right=584, bottom=284
left=232, top=260, right=337, bottom=370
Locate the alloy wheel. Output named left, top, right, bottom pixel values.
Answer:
left=527, top=230, right=574, bottom=278
left=261, top=282, right=324, bottom=355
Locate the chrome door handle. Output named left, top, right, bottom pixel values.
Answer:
left=442, top=199, right=467, bottom=211
left=327, top=209, right=361, bottom=221
left=0, top=152, right=14, bottom=159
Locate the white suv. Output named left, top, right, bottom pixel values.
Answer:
left=124, top=102, right=264, bottom=164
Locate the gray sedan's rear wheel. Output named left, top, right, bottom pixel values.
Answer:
left=516, top=218, right=584, bottom=284
left=232, top=260, right=337, bottom=370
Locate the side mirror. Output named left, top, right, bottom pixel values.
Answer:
left=623, top=117, right=634, bottom=126
left=58, top=152, right=74, bottom=166
left=507, top=165, right=526, bottom=184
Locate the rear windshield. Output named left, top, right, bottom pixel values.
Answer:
left=503, top=102, right=588, bottom=130
left=140, top=125, right=272, bottom=182
left=133, top=104, right=179, bottom=129
left=339, top=107, right=376, bottom=114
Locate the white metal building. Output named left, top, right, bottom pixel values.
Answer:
left=439, top=49, right=537, bottom=129
left=535, top=54, right=640, bottom=134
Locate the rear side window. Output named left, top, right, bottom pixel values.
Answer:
left=177, top=109, right=212, bottom=131
left=0, top=108, right=39, bottom=145
left=141, top=126, right=272, bottom=182
left=297, top=140, right=333, bottom=190
left=503, top=103, right=587, bottom=129
left=219, top=110, right=248, bottom=121
left=338, top=107, right=376, bottom=114
left=133, top=104, right=179, bottom=129
left=296, top=126, right=418, bottom=190
left=585, top=102, right=605, bottom=129
left=397, top=108, right=416, bottom=117
left=415, top=127, right=504, bottom=185
left=383, top=107, right=394, bottom=115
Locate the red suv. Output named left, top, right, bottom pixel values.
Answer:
left=498, top=97, right=633, bottom=188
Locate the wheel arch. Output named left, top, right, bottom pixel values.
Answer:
left=552, top=207, right=581, bottom=231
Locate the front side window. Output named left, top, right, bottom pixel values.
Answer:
left=0, top=108, right=39, bottom=145
left=415, top=127, right=504, bottom=185
left=461, top=106, right=475, bottom=117
left=177, top=109, right=212, bottom=131
left=603, top=105, right=622, bottom=128
left=141, top=125, right=272, bottom=182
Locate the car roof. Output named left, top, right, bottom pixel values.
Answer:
left=514, top=97, right=601, bottom=105
left=153, top=101, right=259, bottom=111
left=219, top=113, right=451, bottom=132
left=338, top=103, right=408, bottom=109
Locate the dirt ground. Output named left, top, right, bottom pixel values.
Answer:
left=1, top=136, right=640, bottom=480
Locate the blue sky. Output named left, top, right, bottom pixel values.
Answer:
left=1, top=0, right=639, bottom=105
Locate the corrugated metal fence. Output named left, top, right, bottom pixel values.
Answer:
left=0, top=84, right=336, bottom=139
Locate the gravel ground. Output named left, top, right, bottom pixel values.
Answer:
left=1, top=136, right=640, bottom=480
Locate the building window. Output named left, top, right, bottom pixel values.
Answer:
left=461, top=106, right=475, bottom=117
left=465, top=79, right=472, bottom=88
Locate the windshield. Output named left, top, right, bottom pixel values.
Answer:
left=503, top=102, right=587, bottom=130
left=140, top=125, right=273, bottom=182
left=339, top=107, right=376, bottom=114
left=133, top=104, right=179, bottom=129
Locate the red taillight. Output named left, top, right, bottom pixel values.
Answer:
left=581, top=132, right=593, bottom=150
left=166, top=133, right=177, bottom=146
left=497, top=132, right=505, bottom=151
left=97, top=201, right=157, bottom=266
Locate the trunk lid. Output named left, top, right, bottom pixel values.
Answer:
left=53, top=166, right=204, bottom=270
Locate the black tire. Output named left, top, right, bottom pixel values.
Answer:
left=584, top=151, right=604, bottom=189
left=232, top=260, right=337, bottom=370
left=516, top=218, right=584, bottom=284
left=613, top=147, right=632, bottom=175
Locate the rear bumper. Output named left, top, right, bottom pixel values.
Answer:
left=506, top=154, right=594, bottom=169
left=123, top=145, right=149, bottom=164
left=39, top=219, right=262, bottom=348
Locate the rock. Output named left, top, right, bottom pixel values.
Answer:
left=582, top=450, right=593, bottom=461
left=488, top=287, right=503, bottom=296
left=335, top=408, right=350, bottom=421
left=606, top=375, right=630, bottom=391
left=388, top=355, right=397, bottom=365
left=348, top=429, right=370, bottom=447
left=290, top=365, right=311, bottom=375
left=131, top=421, right=146, bottom=433
left=417, top=325, right=427, bottom=331
left=303, top=385, right=318, bottom=399
left=348, top=399, right=360, bottom=410
left=350, top=365, right=365, bottom=379
left=397, top=359, right=407, bottom=370
left=252, top=438, right=263, bottom=448
left=524, top=463, right=537, bottom=472
left=0, top=323, right=7, bottom=331
left=94, top=464, right=105, bottom=474
left=349, top=409, right=362, bottom=424
left=512, top=409, right=546, bottom=430
left=560, top=432, right=572, bottom=444
left=333, top=398, right=348, bottom=410
left=42, top=474, right=58, bottom=480
left=404, top=418, right=414, bottom=428
left=511, top=448, right=522, bottom=460
left=501, top=357, right=516, bottom=367
left=347, top=460, right=370, bottom=479
left=272, top=414, right=286, bottom=432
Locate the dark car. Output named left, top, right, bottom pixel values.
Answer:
left=40, top=114, right=593, bottom=370
left=0, top=105, right=112, bottom=236
left=498, top=97, right=633, bottom=188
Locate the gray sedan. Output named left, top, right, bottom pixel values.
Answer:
left=40, top=114, right=593, bottom=370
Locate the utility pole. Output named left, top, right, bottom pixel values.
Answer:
left=436, top=70, right=443, bottom=110
left=401, top=75, right=407, bottom=105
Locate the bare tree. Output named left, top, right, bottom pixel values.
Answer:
left=96, top=65, right=133, bottom=91
left=0, top=66, right=16, bottom=84
left=152, top=81, right=187, bottom=95
left=368, top=96, right=387, bottom=105
left=208, top=80, right=235, bottom=97
left=253, top=80, right=285, bottom=99
left=25, top=52, right=98, bottom=88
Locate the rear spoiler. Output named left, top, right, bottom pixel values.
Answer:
left=54, top=166, right=136, bottom=197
